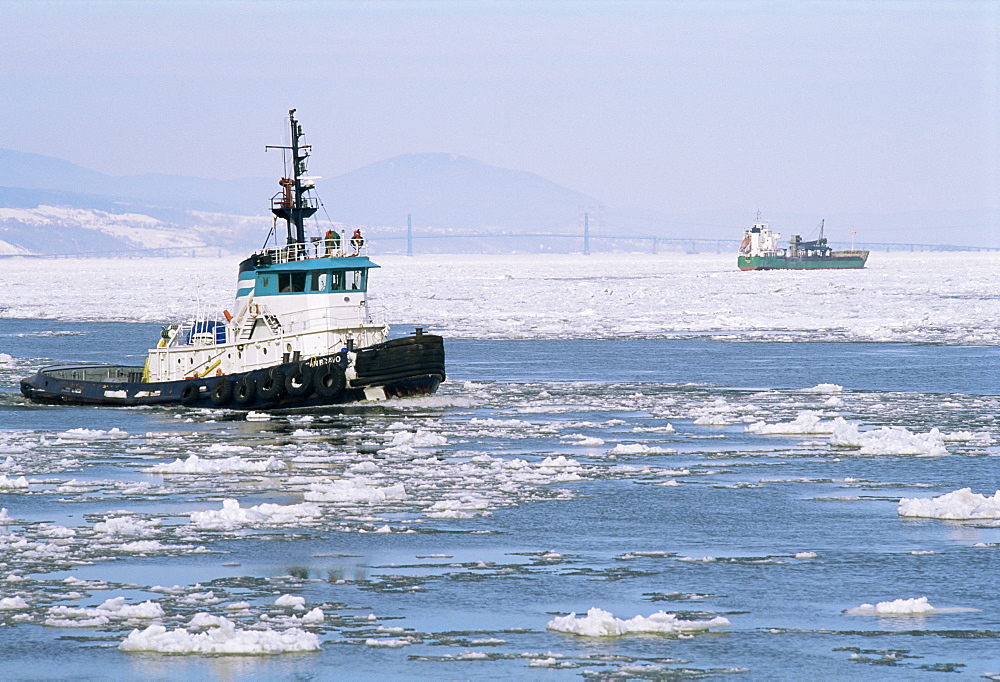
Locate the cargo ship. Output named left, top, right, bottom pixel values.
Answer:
left=20, top=109, right=445, bottom=409
left=737, top=214, right=869, bottom=270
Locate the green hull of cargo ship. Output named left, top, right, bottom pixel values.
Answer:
left=738, top=252, right=869, bottom=270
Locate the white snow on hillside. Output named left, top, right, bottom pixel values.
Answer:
left=0, top=205, right=205, bottom=250
left=0, top=239, right=30, bottom=255
left=0, top=252, right=998, bottom=345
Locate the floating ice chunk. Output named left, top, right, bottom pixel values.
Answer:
left=189, top=499, right=321, bottom=530
left=746, top=411, right=836, bottom=435
left=97, top=597, right=165, bottom=619
left=692, top=416, right=729, bottom=426
left=802, top=383, right=843, bottom=393
left=46, top=597, right=165, bottom=626
left=794, top=552, right=818, bottom=559
left=898, top=488, right=1000, bottom=520
left=56, top=427, right=129, bottom=441
left=844, top=597, right=975, bottom=616
left=245, top=411, right=271, bottom=421
left=546, top=607, right=729, bottom=636
left=468, top=418, right=533, bottom=428
left=0, top=596, right=28, bottom=610
left=94, top=516, right=161, bottom=537
left=304, top=479, right=407, bottom=504
left=607, top=443, right=677, bottom=455
left=0, top=352, right=14, bottom=367
left=301, top=607, right=324, bottom=624
left=426, top=495, right=492, bottom=519
left=188, top=612, right=228, bottom=629
left=374, top=525, right=392, bottom=533
left=0, top=508, right=11, bottom=524
left=941, top=430, right=993, bottom=444
left=118, top=540, right=170, bottom=553
left=119, top=616, right=321, bottom=654
left=147, top=454, right=286, bottom=474
left=275, top=594, right=306, bottom=610
left=365, top=638, right=413, bottom=647
left=0, top=475, right=28, bottom=490
left=830, top=419, right=949, bottom=456
left=823, top=396, right=846, bottom=407
left=385, top=428, right=447, bottom=449
left=566, top=436, right=605, bottom=447
left=205, top=444, right=254, bottom=454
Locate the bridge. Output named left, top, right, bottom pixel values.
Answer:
left=1, top=234, right=997, bottom=259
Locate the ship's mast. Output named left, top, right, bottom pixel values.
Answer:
left=266, top=108, right=318, bottom=247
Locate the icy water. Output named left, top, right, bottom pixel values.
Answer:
left=1, top=319, right=999, bottom=679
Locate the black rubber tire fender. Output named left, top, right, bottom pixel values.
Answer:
left=210, top=378, right=234, bottom=406
left=234, top=375, right=256, bottom=405
left=313, top=364, right=346, bottom=399
left=180, top=382, right=200, bottom=405
left=284, top=362, right=314, bottom=397
left=258, top=368, right=286, bottom=401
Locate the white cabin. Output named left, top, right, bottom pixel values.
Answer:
left=144, top=239, right=387, bottom=382
left=739, top=214, right=784, bottom=258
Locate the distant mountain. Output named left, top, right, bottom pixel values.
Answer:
left=0, top=148, right=610, bottom=254
left=321, top=153, right=597, bottom=232
left=0, top=147, right=995, bottom=254
left=0, top=148, right=269, bottom=214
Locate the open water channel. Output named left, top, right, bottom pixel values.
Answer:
left=1, top=319, right=998, bottom=679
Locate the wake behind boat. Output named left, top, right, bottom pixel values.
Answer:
left=20, top=109, right=445, bottom=409
left=737, top=213, right=869, bottom=270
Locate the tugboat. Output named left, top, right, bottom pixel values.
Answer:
left=737, top=213, right=869, bottom=270
left=20, top=109, right=445, bottom=409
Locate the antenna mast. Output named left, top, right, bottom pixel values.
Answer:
left=266, top=108, right=318, bottom=248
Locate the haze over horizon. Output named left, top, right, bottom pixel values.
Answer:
left=1, top=0, right=997, bottom=243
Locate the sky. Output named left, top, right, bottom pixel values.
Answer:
left=1, top=0, right=997, bottom=236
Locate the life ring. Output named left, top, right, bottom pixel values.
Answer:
left=258, top=367, right=287, bottom=401
left=313, top=364, right=345, bottom=399
left=180, top=382, right=201, bottom=405
left=211, top=378, right=234, bottom=406
left=234, top=375, right=256, bottom=405
left=284, top=362, right=314, bottom=397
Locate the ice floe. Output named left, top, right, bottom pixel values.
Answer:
left=118, top=615, right=321, bottom=654
left=829, top=419, right=949, bottom=456
left=546, top=607, right=730, bottom=636
left=898, top=488, right=1000, bottom=520
left=55, top=428, right=129, bottom=442
left=607, top=443, right=677, bottom=456
left=94, top=515, right=161, bottom=537
left=303, top=479, right=408, bottom=504
left=844, top=597, right=976, bottom=616
left=46, top=597, right=165, bottom=627
left=146, top=454, right=286, bottom=474
left=188, top=499, right=322, bottom=530
left=746, top=411, right=836, bottom=435
left=0, top=475, right=29, bottom=490
left=0, top=596, right=29, bottom=610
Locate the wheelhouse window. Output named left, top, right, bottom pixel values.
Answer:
left=330, top=270, right=345, bottom=291
left=278, top=272, right=307, bottom=293
left=343, top=269, right=366, bottom=291
left=311, top=271, right=328, bottom=292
